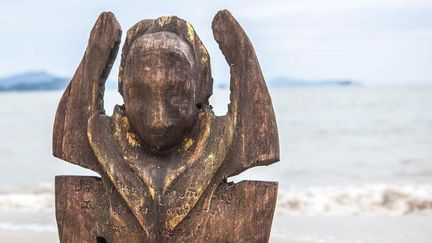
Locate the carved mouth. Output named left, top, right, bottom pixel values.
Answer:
left=148, top=128, right=170, bottom=138
left=150, top=133, right=166, bottom=139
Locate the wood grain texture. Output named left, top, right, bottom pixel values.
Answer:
left=56, top=176, right=277, bottom=242
left=52, top=12, right=121, bottom=172
left=213, top=10, right=279, bottom=177
left=54, top=9, right=280, bottom=242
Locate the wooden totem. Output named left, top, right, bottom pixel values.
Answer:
left=53, top=9, right=279, bottom=243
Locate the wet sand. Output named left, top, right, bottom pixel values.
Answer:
left=2, top=214, right=432, bottom=243
left=0, top=231, right=58, bottom=242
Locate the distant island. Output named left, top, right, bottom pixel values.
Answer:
left=0, top=72, right=358, bottom=91
left=268, top=77, right=358, bottom=87
left=215, top=77, right=357, bottom=89
left=0, top=71, right=68, bottom=91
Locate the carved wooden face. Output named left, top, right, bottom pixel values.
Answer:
left=123, top=32, right=198, bottom=151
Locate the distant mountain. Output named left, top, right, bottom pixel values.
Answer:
left=269, top=77, right=357, bottom=87
left=0, top=71, right=69, bottom=91
left=214, top=77, right=358, bottom=90
left=0, top=72, right=357, bottom=92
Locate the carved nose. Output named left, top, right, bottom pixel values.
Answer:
left=149, top=109, right=173, bottom=135
left=148, top=122, right=173, bottom=139
left=151, top=119, right=172, bottom=130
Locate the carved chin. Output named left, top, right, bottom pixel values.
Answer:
left=141, top=130, right=185, bottom=151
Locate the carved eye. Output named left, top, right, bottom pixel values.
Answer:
left=170, top=97, right=189, bottom=115
left=170, top=96, right=183, bottom=107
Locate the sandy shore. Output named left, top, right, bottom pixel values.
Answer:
left=0, top=231, right=309, bottom=243
left=270, top=213, right=432, bottom=243
left=1, top=213, right=431, bottom=243
left=0, top=231, right=306, bottom=243
left=0, top=231, right=307, bottom=243
left=0, top=231, right=58, bottom=243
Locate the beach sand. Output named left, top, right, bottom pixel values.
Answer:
left=0, top=233, right=311, bottom=243
left=0, top=231, right=58, bottom=243
left=0, top=231, right=307, bottom=243
left=0, top=232, right=312, bottom=243
left=1, top=214, right=431, bottom=243
left=270, top=214, right=432, bottom=243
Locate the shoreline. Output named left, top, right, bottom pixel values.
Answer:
left=0, top=230, right=58, bottom=242
left=1, top=214, right=431, bottom=243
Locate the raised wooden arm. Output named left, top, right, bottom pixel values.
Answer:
left=212, top=10, right=280, bottom=177
left=52, top=12, right=122, bottom=172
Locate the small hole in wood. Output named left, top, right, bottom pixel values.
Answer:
left=96, top=236, right=107, bottom=243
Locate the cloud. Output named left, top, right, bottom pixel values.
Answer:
left=236, top=0, right=432, bottom=18
left=0, top=0, right=431, bottom=84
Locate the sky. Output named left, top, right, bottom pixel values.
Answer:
left=0, top=0, right=431, bottom=85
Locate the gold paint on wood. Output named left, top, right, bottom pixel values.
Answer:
left=126, top=132, right=140, bottom=147
left=186, top=22, right=195, bottom=42
left=157, top=16, right=172, bottom=27
left=182, top=137, right=194, bottom=151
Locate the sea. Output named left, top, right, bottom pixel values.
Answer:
left=0, top=85, right=431, bottom=242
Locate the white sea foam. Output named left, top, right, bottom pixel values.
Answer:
left=277, top=184, right=432, bottom=216
left=1, top=183, right=431, bottom=217
left=0, top=193, right=53, bottom=212
left=0, top=183, right=54, bottom=212
left=0, top=222, right=56, bottom=232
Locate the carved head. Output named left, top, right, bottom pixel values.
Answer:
left=119, top=17, right=212, bottom=152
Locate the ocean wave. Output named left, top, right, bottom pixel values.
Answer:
left=1, top=183, right=432, bottom=216
left=0, top=193, right=54, bottom=212
left=0, top=182, right=53, bottom=194
left=0, top=183, right=54, bottom=212
left=277, top=184, right=432, bottom=216
left=0, top=222, right=56, bottom=232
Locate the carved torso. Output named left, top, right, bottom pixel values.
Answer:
left=88, top=105, right=233, bottom=235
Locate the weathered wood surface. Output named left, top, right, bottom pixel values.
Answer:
left=53, top=12, right=121, bottom=173
left=56, top=176, right=277, bottom=242
left=53, top=9, right=279, bottom=243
